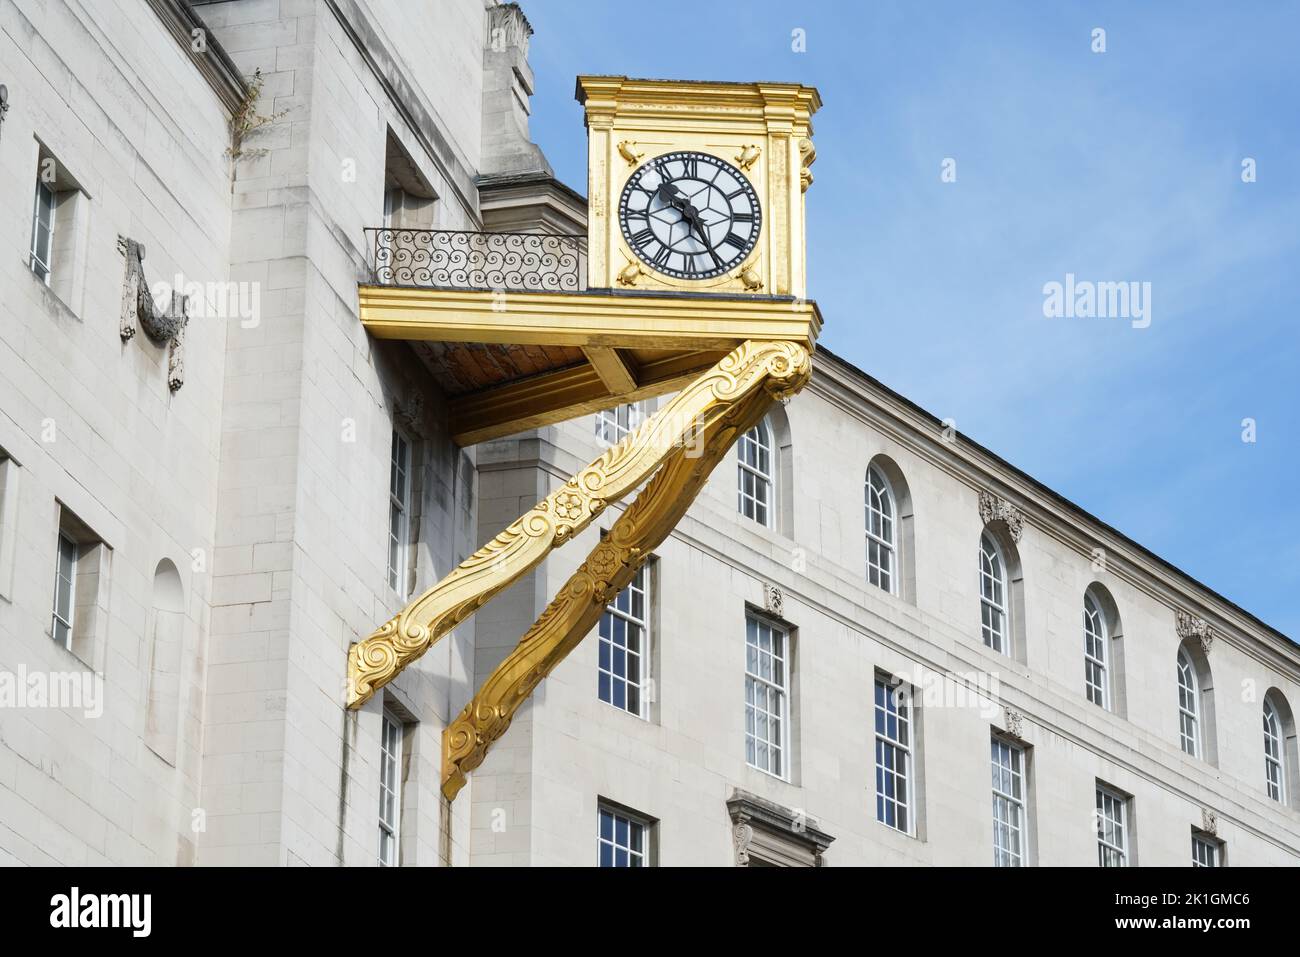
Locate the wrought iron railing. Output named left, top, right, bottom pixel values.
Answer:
left=365, top=228, right=586, bottom=293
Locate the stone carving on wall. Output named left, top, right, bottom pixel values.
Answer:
left=486, top=1, right=531, bottom=54
left=1200, top=808, right=1218, bottom=836
left=978, top=490, right=1024, bottom=542
left=395, top=391, right=431, bottom=440
left=727, top=789, right=834, bottom=867
left=0, top=85, right=10, bottom=140
left=763, top=584, right=784, bottom=619
left=118, top=237, right=189, bottom=392
left=1176, top=609, right=1215, bottom=656
left=1002, top=707, right=1025, bottom=740
left=732, top=821, right=754, bottom=866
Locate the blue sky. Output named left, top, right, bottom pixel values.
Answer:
left=522, top=0, right=1299, bottom=638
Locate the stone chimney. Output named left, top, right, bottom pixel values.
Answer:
left=480, top=2, right=552, bottom=178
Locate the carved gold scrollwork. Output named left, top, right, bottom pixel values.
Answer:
left=347, top=339, right=812, bottom=710
left=440, top=359, right=797, bottom=799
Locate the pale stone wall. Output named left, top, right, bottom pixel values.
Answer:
left=0, top=0, right=497, bottom=867
left=195, top=0, right=488, bottom=866
left=0, top=0, right=233, bottom=864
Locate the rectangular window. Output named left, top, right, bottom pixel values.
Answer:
left=51, top=532, right=77, bottom=649
left=1096, top=785, right=1129, bottom=867
left=745, top=616, right=788, bottom=778
left=1191, top=832, right=1220, bottom=867
left=595, top=402, right=643, bottom=445
left=597, top=803, right=651, bottom=867
left=28, top=146, right=90, bottom=312
left=30, top=179, right=55, bottom=284
left=51, top=505, right=109, bottom=667
left=874, top=675, right=913, bottom=833
left=598, top=563, right=650, bottom=718
left=378, top=710, right=402, bottom=866
left=991, top=737, right=1026, bottom=866
left=387, top=430, right=410, bottom=595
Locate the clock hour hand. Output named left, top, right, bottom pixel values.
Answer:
left=656, top=182, right=708, bottom=238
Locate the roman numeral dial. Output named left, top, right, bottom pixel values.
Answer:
left=618, top=150, right=762, bottom=281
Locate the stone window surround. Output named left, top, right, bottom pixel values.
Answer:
left=728, top=788, right=834, bottom=867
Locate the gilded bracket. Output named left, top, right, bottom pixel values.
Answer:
left=346, top=339, right=811, bottom=710
left=440, top=342, right=808, bottom=799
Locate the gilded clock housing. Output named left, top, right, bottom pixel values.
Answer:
left=577, top=76, right=820, bottom=297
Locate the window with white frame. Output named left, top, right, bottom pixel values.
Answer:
left=1191, top=832, right=1220, bottom=867
left=598, top=563, right=650, bottom=718
left=991, top=737, right=1026, bottom=866
left=737, top=418, right=774, bottom=528
left=595, top=402, right=643, bottom=445
left=1177, top=648, right=1200, bottom=758
left=387, top=430, right=410, bottom=595
left=745, top=615, right=788, bottom=778
left=1264, top=697, right=1286, bottom=803
left=597, top=803, right=650, bottom=867
left=874, top=675, right=913, bottom=834
left=51, top=531, right=77, bottom=649
left=979, top=533, right=1008, bottom=653
left=30, top=179, right=55, bottom=284
left=865, top=465, right=896, bottom=594
left=1083, top=593, right=1109, bottom=709
left=1095, top=785, right=1129, bottom=867
left=378, top=710, right=402, bottom=866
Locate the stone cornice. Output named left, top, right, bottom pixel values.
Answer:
left=147, top=0, right=246, bottom=115
left=806, top=349, right=1299, bottom=671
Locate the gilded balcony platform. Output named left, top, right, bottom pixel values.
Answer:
left=360, top=228, right=821, bottom=445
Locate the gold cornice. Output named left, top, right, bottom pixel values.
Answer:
left=359, top=286, right=819, bottom=445
left=576, top=75, right=821, bottom=131
left=359, top=287, right=820, bottom=348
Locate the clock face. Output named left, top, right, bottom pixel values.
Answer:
left=618, top=151, right=762, bottom=280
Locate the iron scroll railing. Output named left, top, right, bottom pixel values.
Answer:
left=365, top=227, right=586, bottom=293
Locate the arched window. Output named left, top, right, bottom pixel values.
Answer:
left=865, top=465, right=896, bottom=594
left=1083, top=593, right=1109, bottom=709
left=737, top=417, right=774, bottom=528
left=1177, top=648, right=1200, bottom=757
left=1264, top=697, right=1286, bottom=803
left=979, top=533, right=1008, bottom=654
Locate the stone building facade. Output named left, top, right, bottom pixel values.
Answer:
left=0, top=0, right=1296, bottom=867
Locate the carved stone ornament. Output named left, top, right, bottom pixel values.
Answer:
left=486, top=1, right=532, bottom=53
left=978, top=490, right=1024, bottom=543
left=118, top=237, right=189, bottom=392
left=1176, top=609, right=1215, bottom=655
left=727, top=789, right=835, bottom=867
left=1200, top=808, right=1218, bottom=837
left=1002, top=707, right=1025, bottom=740
left=732, top=821, right=754, bottom=866
left=763, top=584, right=784, bottom=619
left=394, top=392, right=430, bottom=440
